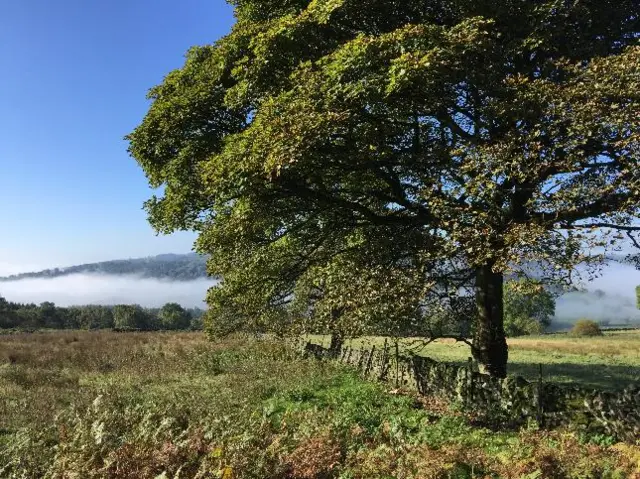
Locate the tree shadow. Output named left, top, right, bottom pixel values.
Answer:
left=435, top=359, right=639, bottom=390
left=506, top=361, right=640, bottom=390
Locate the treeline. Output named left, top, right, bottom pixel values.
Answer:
left=0, top=253, right=208, bottom=282
left=0, top=297, right=204, bottom=331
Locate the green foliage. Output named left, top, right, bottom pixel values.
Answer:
left=1, top=332, right=637, bottom=478
left=504, top=315, right=545, bottom=337
left=67, top=305, right=115, bottom=329
left=571, top=319, right=603, bottom=337
left=504, top=280, right=555, bottom=337
left=37, top=301, right=62, bottom=328
left=0, top=295, right=204, bottom=331
left=158, top=302, right=192, bottom=330
left=189, top=314, right=204, bottom=331
left=128, top=0, right=640, bottom=375
left=112, top=304, right=153, bottom=330
left=0, top=296, right=18, bottom=329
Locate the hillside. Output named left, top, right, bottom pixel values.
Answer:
left=0, top=253, right=208, bottom=282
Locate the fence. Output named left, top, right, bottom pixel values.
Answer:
left=303, top=341, right=640, bottom=442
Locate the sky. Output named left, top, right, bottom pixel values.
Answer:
left=0, top=1, right=638, bottom=311
left=0, top=0, right=235, bottom=274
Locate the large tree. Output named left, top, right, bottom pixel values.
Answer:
left=128, top=0, right=639, bottom=377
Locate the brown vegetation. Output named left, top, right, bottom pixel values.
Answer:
left=571, top=319, right=604, bottom=337
left=1, top=330, right=640, bottom=478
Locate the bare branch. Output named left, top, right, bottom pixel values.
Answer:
left=565, top=223, right=640, bottom=232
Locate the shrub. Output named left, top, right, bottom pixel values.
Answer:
left=504, top=280, right=555, bottom=336
left=571, top=319, right=603, bottom=337
left=504, top=315, right=546, bottom=337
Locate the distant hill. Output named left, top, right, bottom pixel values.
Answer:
left=0, top=253, right=209, bottom=282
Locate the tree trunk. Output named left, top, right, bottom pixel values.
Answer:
left=473, top=265, right=508, bottom=378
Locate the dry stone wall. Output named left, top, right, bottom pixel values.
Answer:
left=304, top=341, right=640, bottom=442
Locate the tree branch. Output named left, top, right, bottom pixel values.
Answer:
left=566, top=222, right=640, bottom=232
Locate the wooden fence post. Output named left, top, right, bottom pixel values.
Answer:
left=537, top=363, right=544, bottom=427
left=365, top=346, right=376, bottom=377
left=466, top=357, right=474, bottom=408
left=380, top=338, right=390, bottom=381
left=360, top=348, right=369, bottom=372
left=412, top=356, right=422, bottom=394
left=395, top=341, right=400, bottom=388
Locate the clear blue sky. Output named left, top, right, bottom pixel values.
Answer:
left=0, top=0, right=235, bottom=273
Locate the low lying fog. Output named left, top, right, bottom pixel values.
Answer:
left=0, top=274, right=215, bottom=308
left=555, top=262, right=640, bottom=323
left=0, top=263, right=639, bottom=322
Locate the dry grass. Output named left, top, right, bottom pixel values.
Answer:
left=284, top=432, right=342, bottom=478
left=2, top=330, right=640, bottom=478
left=509, top=331, right=640, bottom=356
left=0, top=330, right=206, bottom=372
left=0, top=330, right=219, bottom=433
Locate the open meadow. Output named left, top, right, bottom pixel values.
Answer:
left=312, top=330, right=640, bottom=390
left=1, top=330, right=640, bottom=478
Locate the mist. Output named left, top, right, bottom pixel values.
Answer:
left=1, top=262, right=639, bottom=321
left=0, top=274, right=216, bottom=308
left=555, top=262, right=640, bottom=323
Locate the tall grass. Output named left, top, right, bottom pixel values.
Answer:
left=1, top=331, right=639, bottom=478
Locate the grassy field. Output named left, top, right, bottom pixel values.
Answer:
left=1, top=330, right=640, bottom=478
left=311, top=330, right=640, bottom=390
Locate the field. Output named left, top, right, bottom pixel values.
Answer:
left=312, top=330, right=640, bottom=390
left=1, top=331, right=640, bottom=478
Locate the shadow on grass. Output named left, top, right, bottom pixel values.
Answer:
left=437, top=359, right=640, bottom=390
left=506, top=361, right=640, bottom=390
left=312, top=335, right=640, bottom=390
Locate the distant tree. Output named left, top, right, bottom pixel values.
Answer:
left=158, top=303, right=191, bottom=330
left=636, top=285, right=640, bottom=310
left=188, top=316, right=202, bottom=331
left=0, top=254, right=208, bottom=282
left=0, top=296, right=19, bottom=329
left=38, top=302, right=62, bottom=329
left=64, top=305, right=114, bottom=330
left=16, top=305, right=39, bottom=329
left=59, top=307, right=81, bottom=329
left=504, top=280, right=555, bottom=337
left=128, top=0, right=640, bottom=377
left=113, top=305, right=151, bottom=330
left=87, top=306, right=115, bottom=329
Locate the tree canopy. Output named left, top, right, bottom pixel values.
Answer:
left=128, top=0, right=639, bottom=377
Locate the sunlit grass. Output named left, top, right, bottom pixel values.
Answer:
left=309, top=330, right=640, bottom=389
left=1, top=330, right=639, bottom=478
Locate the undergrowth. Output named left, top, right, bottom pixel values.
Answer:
left=0, top=331, right=639, bottom=478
